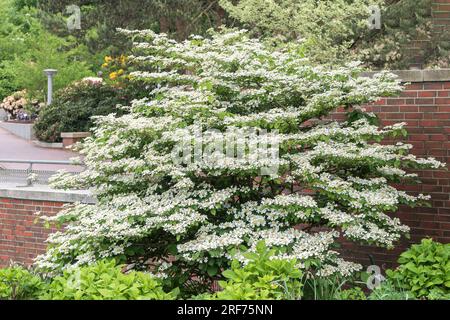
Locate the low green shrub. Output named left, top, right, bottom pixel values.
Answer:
left=368, top=280, right=414, bottom=300
left=41, top=260, right=179, bottom=300
left=33, top=79, right=136, bottom=143
left=0, top=266, right=46, bottom=300
left=334, top=287, right=367, bottom=300
left=189, top=292, right=216, bottom=300
left=198, top=242, right=303, bottom=300
left=386, top=239, right=450, bottom=299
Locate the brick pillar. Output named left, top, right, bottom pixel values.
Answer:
left=432, top=0, right=450, bottom=32
left=405, top=0, right=450, bottom=69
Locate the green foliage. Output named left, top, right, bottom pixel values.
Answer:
left=357, top=0, right=444, bottom=69
left=302, top=273, right=351, bottom=300
left=1, top=28, right=92, bottom=100
left=41, top=259, right=178, bottom=300
left=0, top=266, right=46, bottom=300
left=0, top=2, right=92, bottom=100
left=37, top=0, right=229, bottom=55
left=0, top=0, right=26, bottom=99
left=334, top=287, right=367, bottom=300
left=207, top=242, right=303, bottom=300
left=386, top=239, right=450, bottom=299
left=36, top=28, right=443, bottom=296
left=33, top=80, right=133, bottom=142
left=0, top=69, right=19, bottom=102
left=13, top=0, right=38, bottom=9
left=427, top=288, right=450, bottom=300
left=0, top=0, right=28, bottom=62
left=220, top=0, right=448, bottom=69
left=368, top=280, right=415, bottom=300
left=189, top=292, right=216, bottom=300
left=220, top=0, right=379, bottom=66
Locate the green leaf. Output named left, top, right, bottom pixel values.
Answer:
left=222, top=270, right=238, bottom=280
left=207, top=265, right=218, bottom=277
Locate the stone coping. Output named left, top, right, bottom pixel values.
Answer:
left=32, top=140, right=64, bottom=149
left=61, top=132, right=91, bottom=138
left=0, top=183, right=96, bottom=204
left=361, top=69, right=450, bottom=82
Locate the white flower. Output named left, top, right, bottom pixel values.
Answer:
left=35, top=29, right=444, bottom=280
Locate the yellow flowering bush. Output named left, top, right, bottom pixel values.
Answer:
left=102, top=55, right=129, bottom=84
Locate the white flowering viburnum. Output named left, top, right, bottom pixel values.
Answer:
left=36, top=29, right=444, bottom=287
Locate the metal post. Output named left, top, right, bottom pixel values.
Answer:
left=26, top=162, right=33, bottom=186
left=44, top=69, right=58, bottom=105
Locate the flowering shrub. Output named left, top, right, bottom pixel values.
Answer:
left=102, top=55, right=129, bottom=83
left=0, top=90, right=43, bottom=120
left=36, top=30, right=444, bottom=294
left=33, top=78, right=130, bottom=143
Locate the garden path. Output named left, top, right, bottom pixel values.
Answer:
left=0, top=127, right=82, bottom=172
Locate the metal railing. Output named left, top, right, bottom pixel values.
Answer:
left=0, top=159, right=84, bottom=186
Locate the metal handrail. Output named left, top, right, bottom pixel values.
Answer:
left=0, top=159, right=84, bottom=186
left=0, top=159, right=76, bottom=165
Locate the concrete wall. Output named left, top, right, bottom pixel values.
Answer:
left=0, top=122, right=35, bottom=141
left=0, top=110, right=7, bottom=121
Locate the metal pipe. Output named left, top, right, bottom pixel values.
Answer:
left=0, top=159, right=84, bottom=187
left=0, top=159, right=77, bottom=165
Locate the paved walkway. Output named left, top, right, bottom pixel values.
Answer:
left=0, top=127, right=83, bottom=172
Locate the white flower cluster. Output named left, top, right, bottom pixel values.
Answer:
left=36, top=29, right=444, bottom=280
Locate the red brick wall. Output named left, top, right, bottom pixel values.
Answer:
left=406, top=0, right=450, bottom=68
left=338, top=80, right=450, bottom=269
left=433, top=0, right=450, bottom=31
left=0, top=198, right=62, bottom=267
left=432, top=0, right=450, bottom=59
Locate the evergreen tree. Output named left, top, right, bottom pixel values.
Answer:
left=220, top=0, right=449, bottom=69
